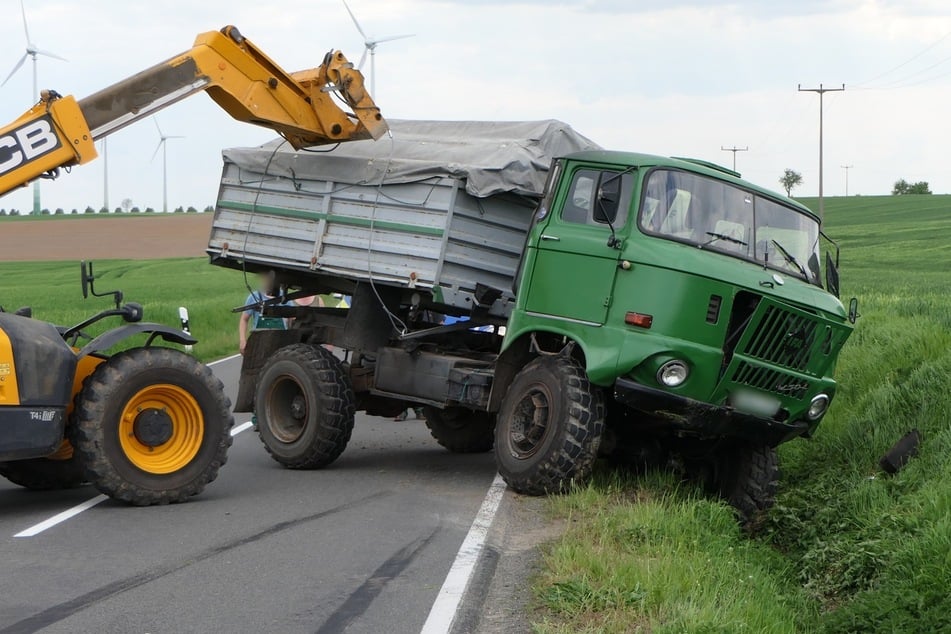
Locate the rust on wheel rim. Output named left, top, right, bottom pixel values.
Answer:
left=507, top=382, right=553, bottom=460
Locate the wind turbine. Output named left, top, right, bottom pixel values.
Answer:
left=2, top=0, right=67, bottom=215
left=151, top=117, right=184, bottom=214
left=342, top=0, right=414, bottom=96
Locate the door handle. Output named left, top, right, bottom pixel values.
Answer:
left=540, top=234, right=561, bottom=241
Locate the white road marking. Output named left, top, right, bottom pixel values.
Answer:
left=230, top=421, right=253, bottom=436
left=208, top=353, right=241, bottom=367
left=420, top=473, right=507, bottom=634
left=14, top=495, right=108, bottom=538
left=11, top=354, right=249, bottom=538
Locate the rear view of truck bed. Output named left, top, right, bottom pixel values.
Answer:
left=207, top=120, right=599, bottom=317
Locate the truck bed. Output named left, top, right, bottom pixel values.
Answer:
left=206, top=120, right=599, bottom=317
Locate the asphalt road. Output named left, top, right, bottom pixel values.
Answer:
left=0, top=356, right=500, bottom=634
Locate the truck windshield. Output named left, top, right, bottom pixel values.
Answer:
left=639, top=169, right=821, bottom=285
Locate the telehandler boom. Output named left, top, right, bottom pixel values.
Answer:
left=0, top=25, right=386, bottom=197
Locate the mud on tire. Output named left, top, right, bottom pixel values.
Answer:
left=255, top=344, right=355, bottom=469
left=495, top=355, right=605, bottom=495
left=70, top=347, right=234, bottom=505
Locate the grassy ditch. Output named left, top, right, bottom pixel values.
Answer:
left=534, top=195, right=951, bottom=632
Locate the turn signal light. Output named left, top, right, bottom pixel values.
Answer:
left=624, top=312, right=653, bottom=328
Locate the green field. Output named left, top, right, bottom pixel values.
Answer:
left=534, top=194, right=951, bottom=633
left=0, top=258, right=247, bottom=362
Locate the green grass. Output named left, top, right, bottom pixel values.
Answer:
left=0, top=258, right=249, bottom=362
left=535, top=194, right=951, bottom=633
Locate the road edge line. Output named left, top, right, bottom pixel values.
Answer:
left=208, top=353, right=241, bottom=367
left=14, top=494, right=108, bottom=538
left=420, top=473, right=507, bottom=634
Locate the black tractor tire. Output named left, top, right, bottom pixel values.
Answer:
left=70, top=347, right=233, bottom=506
left=701, top=442, right=779, bottom=527
left=0, top=450, right=86, bottom=491
left=495, top=355, right=605, bottom=495
left=421, top=407, right=495, bottom=453
left=255, top=344, right=355, bottom=469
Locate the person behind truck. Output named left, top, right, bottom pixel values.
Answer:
left=239, top=272, right=286, bottom=355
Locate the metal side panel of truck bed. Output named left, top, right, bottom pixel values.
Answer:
left=207, top=158, right=536, bottom=317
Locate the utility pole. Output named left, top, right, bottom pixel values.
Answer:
left=798, top=83, right=845, bottom=222
left=840, top=164, right=853, bottom=197
left=720, top=145, right=748, bottom=172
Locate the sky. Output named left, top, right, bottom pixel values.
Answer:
left=0, top=0, right=949, bottom=213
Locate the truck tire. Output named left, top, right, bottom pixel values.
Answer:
left=0, top=448, right=86, bottom=490
left=495, top=355, right=605, bottom=495
left=70, top=347, right=233, bottom=505
left=255, top=344, right=355, bottom=469
left=704, top=442, right=779, bottom=527
left=422, top=407, right=495, bottom=453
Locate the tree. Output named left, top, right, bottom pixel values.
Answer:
left=893, top=178, right=931, bottom=195
left=130, top=206, right=141, bottom=213
left=145, top=207, right=155, bottom=213
left=84, top=206, right=96, bottom=214
left=99, top=206, right=110, bottom=214
left=203, top=205, right=214, bottom=213
left=173, top=206, right=185, bottom=213
left=779, top=169, right=803, bottom=197
left=71, top=208, right=78, bottom=214
left=186, top=206, right=198, bottom=213
left=54, top=208, right=64, bottom=215
left=121, top=198, right=133, bottom=213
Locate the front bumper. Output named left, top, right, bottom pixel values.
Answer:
left=613, top=377, right=809, bottom=447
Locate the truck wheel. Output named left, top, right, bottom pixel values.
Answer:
left=704, top=442, right=779, bottom=527
left=71, top=348, right=233, bottom=505
left=0, top=444, right=86, bottom=490
left=255, top=344, right=355, bottom=469
left=495, top=355, right=605, bottom=495
left=422, top=407, right=495, bottom=453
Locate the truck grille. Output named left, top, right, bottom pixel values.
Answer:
left=742, top=304, right=823, bottom=374
left=732, top=361, right=810, bottom=399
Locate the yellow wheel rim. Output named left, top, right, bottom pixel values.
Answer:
left=118, top=384, right=204, bottom=474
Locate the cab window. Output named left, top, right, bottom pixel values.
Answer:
left=561, top=169, right=633, bottom=227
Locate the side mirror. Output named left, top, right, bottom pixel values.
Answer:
left=848, top=297, right=860, bottom=324
left=80, top=260, right=92, bottom=299
left=825, top=252, right=840, bottom=298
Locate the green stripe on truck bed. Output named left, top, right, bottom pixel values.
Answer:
left=217, top=200, right=446, bottom=237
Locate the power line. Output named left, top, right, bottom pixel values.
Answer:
left=720, top=145, right=748, bottom=172
left=841, top=164, right=853, bottom=197
left=798, top=83, right=845, bottom=222
left=854, top=30, right=951, bottom=87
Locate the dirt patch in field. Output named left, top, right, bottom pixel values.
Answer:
left=0, top=214, right=214, bottom=261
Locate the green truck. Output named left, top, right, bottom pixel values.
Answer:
left=208, top=120, right=855, bottom=520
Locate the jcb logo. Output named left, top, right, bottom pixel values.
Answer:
left=0, top=117, right=61, bottom=175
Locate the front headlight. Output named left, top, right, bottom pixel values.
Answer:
left=657, top=360, right=689, bottom=387
left=807, top=394, right=830, bottom=420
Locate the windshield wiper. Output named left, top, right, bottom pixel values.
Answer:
left=771, top=239, right=807, bottom=278
left=704, top=231, right=748, bottom=247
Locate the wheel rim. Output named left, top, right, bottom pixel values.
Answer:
left=506, top=382, right=553, bottom=459
left=265, top=374, right=309, bottom=443
left=118, top=384, right=204, bottom=474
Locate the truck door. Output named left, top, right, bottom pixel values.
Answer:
left=524, top=168, right=633, bottom=325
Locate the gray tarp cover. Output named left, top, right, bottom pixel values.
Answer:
left=222, top=119, right=601, bottom=198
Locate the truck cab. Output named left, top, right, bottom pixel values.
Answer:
left=500, top=151, right=854, bottom=516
